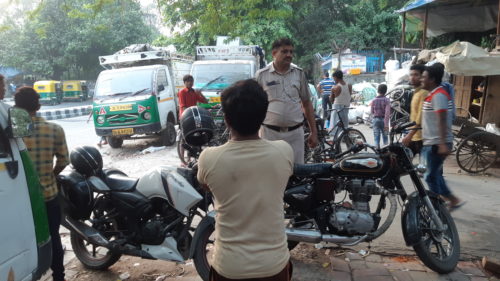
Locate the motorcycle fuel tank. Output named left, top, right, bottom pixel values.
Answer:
left=136, top=166, right=202, bottom=216
left=332, top=153, right=387, bottom=178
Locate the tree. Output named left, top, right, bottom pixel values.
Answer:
left=0, top=0, right=156, bottom=80
left=155, top=0, right=294, bottom=56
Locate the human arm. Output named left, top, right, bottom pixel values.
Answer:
left=299, top=72, right=318, bottom=148
left=54, top=127, right=69, bottom=176
left=331, top=85, right=341, bottom=98
left=178, top=89, right=187, bottom=111
left=196, top=150, right=211, bottom=193
left=384, top=98, right=391, bottom=130
left=195, top=90, right=208, bottom=104
left=433, top=93, right=451, bottom=156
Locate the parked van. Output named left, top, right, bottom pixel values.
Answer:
left=94, top=48, right=192, bottom=148
left=0, top=103, right=52, bottom=281
left=33, top=80, right=63, bottom=105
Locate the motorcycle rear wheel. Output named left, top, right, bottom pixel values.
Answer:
left=413, top=198, right=460, bottom=273
left=193, top=217, right=215, bottom=281
left=70, top=232, right=121, bottom=270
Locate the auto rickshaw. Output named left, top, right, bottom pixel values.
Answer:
left=62, top=80, right=88, bottom=101
left=33, top=80, right=63, bottom=105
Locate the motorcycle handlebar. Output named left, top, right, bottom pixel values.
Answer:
left=391, top=121, right=416, bottom=134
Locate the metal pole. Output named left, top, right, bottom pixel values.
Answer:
left=401, top=12, right=406, bottom=48
left=496, top=0, right=500, bottom=50
left=422, top=7, right=429, bottom=49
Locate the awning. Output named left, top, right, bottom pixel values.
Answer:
left=397, top=0, right=498, bottom=37
left=396, top=0, right=436, bottom=13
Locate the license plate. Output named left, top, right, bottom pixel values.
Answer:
left=112, top=128, right=134, bottom=136
left=109, top=104, right=132, bottom=111
left=209, top=97, right=221, bottom=103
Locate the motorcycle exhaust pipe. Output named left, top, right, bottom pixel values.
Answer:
left=286, top=228, right=367, bottom=245
left=64, top=216, right=110, bottom=248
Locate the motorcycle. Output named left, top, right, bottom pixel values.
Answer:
left=193, top=121, right=460, bottom=275
left=57, top=146, right=213, bottom=278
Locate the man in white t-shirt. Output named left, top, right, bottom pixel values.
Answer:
left=197, top=79, right=294, bottom=281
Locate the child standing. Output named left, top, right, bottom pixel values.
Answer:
left=371, top=84, right=391, bottom=148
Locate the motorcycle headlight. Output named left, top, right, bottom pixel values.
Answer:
left=143, top=111, right=151, bottom=120
left=97, top=115, right=105, bottom=124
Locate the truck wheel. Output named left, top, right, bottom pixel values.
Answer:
left=108, top=137, right=123, bottom=148
left=161, top=121, right=176, bottom=146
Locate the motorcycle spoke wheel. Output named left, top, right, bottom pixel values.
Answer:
left=413, top=198, right=460, bottom=274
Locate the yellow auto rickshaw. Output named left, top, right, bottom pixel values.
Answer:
left=33, top=80, right=63, bottom=105
left=63, top=80, right=88, bottom=101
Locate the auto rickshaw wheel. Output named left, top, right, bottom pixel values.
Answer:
left=108, top=137, right=123, bottom=149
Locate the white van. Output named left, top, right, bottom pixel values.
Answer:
left=0, top=103, right=51, bottom=281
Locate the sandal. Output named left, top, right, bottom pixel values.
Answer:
left=449, top=201, right=466, bottom=212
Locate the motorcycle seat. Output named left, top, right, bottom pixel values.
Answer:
left=104, top=174, right=138, bottom=192
left=293, top=163, right=332, bottom=177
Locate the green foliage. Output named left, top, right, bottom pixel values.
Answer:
left=0, top=0, right=156, bottom=80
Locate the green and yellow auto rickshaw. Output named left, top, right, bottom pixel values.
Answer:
left=33, top=80, right=63, bottom=105
left=62, top=80, right=88, bottom=102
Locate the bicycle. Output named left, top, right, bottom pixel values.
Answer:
left=304, top=107, right=366, bottom=163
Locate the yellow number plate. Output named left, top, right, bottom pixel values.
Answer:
left=112, top=128, right=134, bottom=136
left=209, top=96, right=221, bottom=103
left=109, top=104, right=132, bottom=111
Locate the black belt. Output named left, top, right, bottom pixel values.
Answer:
left=263, top=123, right=303, bottom=133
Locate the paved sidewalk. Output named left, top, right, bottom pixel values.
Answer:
left=42, top=242, right=495, bottom=281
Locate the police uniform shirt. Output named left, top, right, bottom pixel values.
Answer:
left=256, top=63, right=311, bottom=128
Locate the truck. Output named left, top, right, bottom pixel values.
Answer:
left=0, top=103, right=52, bottom=281
left=191, top=37, right=266, bottom=108
left=93, top=45, right=193, bottom=148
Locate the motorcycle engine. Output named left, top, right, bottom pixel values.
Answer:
left=329, top=206, right=374, bottom=235
left=329, top=179, right=379, bottom=235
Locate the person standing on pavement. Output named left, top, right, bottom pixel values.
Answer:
left=316, top=72, right=335, bottom=123
left=197, top=79, right=294, bottom=281
left=420, top=65, right=464, bottom=210
left=14, top=87, right=69, bottom=281
left=329, top=70, right=352, bottom=137
left=178, top=74, right=207, bottom=117
left=402, top=64, right=428, bottom=156
left=256, top=38, right=318, bottom=164
left=370, top=84, right=390, bottom=148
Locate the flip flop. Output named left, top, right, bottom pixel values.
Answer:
left=449, top=201, right=466, bottom=212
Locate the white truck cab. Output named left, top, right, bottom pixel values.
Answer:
left=0, top=103, right=51, bottom=281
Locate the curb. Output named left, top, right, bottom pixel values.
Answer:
left=36, top=105, right=92, bottom=121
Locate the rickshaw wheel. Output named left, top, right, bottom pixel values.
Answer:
left=456, top=132, right=498, bottom=173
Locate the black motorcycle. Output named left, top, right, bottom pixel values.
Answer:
left=284, top=121, right=460, bottom=273
left=176, top=122, right=460, bottom=277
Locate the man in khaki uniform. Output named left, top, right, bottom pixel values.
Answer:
left=256, top=38, right=318, bottom=163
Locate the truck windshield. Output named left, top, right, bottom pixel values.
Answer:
left=95, top=69, right=152, bottom=98
left=192, top=64, right=252, bottom=90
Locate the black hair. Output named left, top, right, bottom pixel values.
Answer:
left=333, top=70, right=343, bottom=79
left=0, top=74, right=4, bottom=84
left=425, top=64, right=444, bottom=85
left=323, top=72, right=329, bottom=78
left=378, top=84, right=387, bottom=95
left=183, top=74, right=194, bottom=82
left=410, top=64, right=425, bottom=74
left=15, top=86, right=40, bottom=112
left=221, top=79, right=269, bottom=136
left=271, top=38, right=294, bottom=50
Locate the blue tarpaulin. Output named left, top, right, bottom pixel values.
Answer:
left=397, top=0, right=436, bottom=13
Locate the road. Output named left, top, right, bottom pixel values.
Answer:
left=55, top=117, right=500, bottom=260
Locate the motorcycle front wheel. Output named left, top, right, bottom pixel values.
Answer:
left=413, top=198, right=460, bottom=273
left=193, top=216, right=215, bottom=281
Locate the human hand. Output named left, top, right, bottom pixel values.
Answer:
left=437, top=143, right=450, bottom=157
left=307, top=132, right=318, bottom=148
left=384, top=126, right=389, bottom=132
left=402, top=134, right=411, bottom=146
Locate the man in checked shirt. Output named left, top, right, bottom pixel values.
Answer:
left=15, top=86, right=69, bottom=281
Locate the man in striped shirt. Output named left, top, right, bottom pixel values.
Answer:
left=316, top=73, right=335, bottom=121
left=15, top=87, right=69, bottom=281
left=421, top=65, right=463, bottom=210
